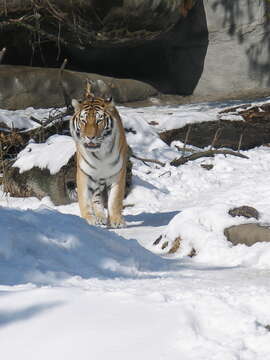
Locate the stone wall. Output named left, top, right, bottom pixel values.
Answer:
left=194, top=0, right=270, bottom=99
left=0, top=0, right=269, bottom=103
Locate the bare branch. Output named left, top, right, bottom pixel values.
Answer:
left=58, top=58, right=73, bottom=111
left=174, top=145, right=196, bottom=153
left=131, top=153, right=166, bottom=167
left=237, top=133, right=243, bottom=152
left=30, top=116, right=43, bottom=126
left=170, top=149, right=249, bottom=167
left=182, top=124, right=191, bottom=157
left=0, top=47, right=6, bottom=63
left=210, top=127, right=222, bottom=150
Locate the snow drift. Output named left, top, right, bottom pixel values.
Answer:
left=0, top=206, right=176, bottom=285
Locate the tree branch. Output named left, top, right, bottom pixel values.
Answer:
left=131, top=153, right=166, bottom=167
left=170, top=149, right=249, bottom=167
left=0, top=47, right=6, bottom=63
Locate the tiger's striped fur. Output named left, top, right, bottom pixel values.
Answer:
left=70, top=80, right=128, bottom=228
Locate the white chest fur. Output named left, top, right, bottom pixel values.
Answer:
left=77, top=130, right=123, bottom=183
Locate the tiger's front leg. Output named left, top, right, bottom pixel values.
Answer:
left=91, top=185, right=108, bottom=226
left=77, top=167, right=107, bottom=226
left=108, top=167, right=126, bottom=228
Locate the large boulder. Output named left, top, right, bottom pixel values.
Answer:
left=3, top=157, right=76, bottom=206
left=0, top=65, right=158, bottom=109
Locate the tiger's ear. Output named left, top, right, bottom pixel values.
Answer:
left=72, top=98, right=80, bottom=112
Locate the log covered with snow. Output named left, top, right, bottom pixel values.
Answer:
left=160, top=103, right=270, bottom=150
left=3, top=135, right=133, bottom=206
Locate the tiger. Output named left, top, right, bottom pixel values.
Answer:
left=70, top=79, right=128, bottom=228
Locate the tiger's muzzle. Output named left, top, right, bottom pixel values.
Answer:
left=83, top=136, right=103, bottom=150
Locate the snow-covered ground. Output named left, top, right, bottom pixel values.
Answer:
left=1, top=99, right=270, bottom=359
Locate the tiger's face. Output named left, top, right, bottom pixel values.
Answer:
left=71, top=96, right=114, bottom=151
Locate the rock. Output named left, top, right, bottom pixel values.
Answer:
left=3, top=156, right=133, bottom=206
left=153, top=234, right=196, bottom=257
left=200, top=164, right=214, bottom=170
left=194, top=0, right=270, bottom=100
left=2, top=1, right=269, bottom=101
left=3, top=158, right=76, bottom=206
left=0, top=65, right=158, bottom=110
left=224, top=206, right=270, bottom=247
left=224, top=224, right=270, bottom=247
left=228, top=206, right=260, bottom=220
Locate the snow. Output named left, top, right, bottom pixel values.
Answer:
left=1, top=99, right=270, bottom=359
left=13, top=135, right=76, bottom=174
left=0, top=107, right=54, bottom=130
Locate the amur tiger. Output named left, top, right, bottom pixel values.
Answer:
left=70, top=79, right=128, bottom=228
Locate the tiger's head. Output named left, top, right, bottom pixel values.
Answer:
left=70, top=80, right=115, bottom=151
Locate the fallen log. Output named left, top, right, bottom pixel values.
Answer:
left=159, top=102, right=270, bottom=150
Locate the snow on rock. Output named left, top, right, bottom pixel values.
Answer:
left=13, top=135, right=76, bottom=174
left=0, top=107, right=55, bottom=129
left=156, top=204, right=270, bottom=268
left=0, top=206, right=176, bottom=285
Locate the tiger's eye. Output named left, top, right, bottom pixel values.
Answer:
left=96, top=112, right=104, bottom=124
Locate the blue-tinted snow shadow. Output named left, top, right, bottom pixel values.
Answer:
left=0, top=207, right=183, bottom=286
left=125, top=211, right=179, bottom=227
left=0, top=301, right=64, bottom=328
left=132, top=176, right=165, bottom=192
left=0, top=207, right=241, bottom=286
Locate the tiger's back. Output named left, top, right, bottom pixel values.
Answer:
left=70, top=80, right=128, bottom=228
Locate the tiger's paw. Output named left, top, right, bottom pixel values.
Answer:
left=86, top=215, right=107, bottom=227
left=109, top=216, right=126, bottom=229
left=95, top=216, right=108, bottom=226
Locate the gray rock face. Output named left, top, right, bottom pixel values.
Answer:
left=0, top=66, right=158, bottom=109
left=194, top=0, right=270, bottom=99
left=1, top=1, right=269, bottom=102
left=67, top=0, right=270, bottom=100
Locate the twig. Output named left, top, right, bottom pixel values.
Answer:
left=182, top=124, right=191, bottom=157
left=159, top=171, right=171, bottom=177
left=56, top=22, right=62, bottom=61
left=237, top=133, right=243, bottom=152
left=170, top=149, right=249, bottom=167
left=58, top=58, right=73, bottom=111
left=131, top=153, right=165, bottom=167
left=0, top=19, right=69, bottom=46
left=0, top=47, right=6, bottom=63
left=175, top=145, right=196, bottom=153
left=30, top=116, right=43, bottom=126
left=210, top=127, right=222, bottom=150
